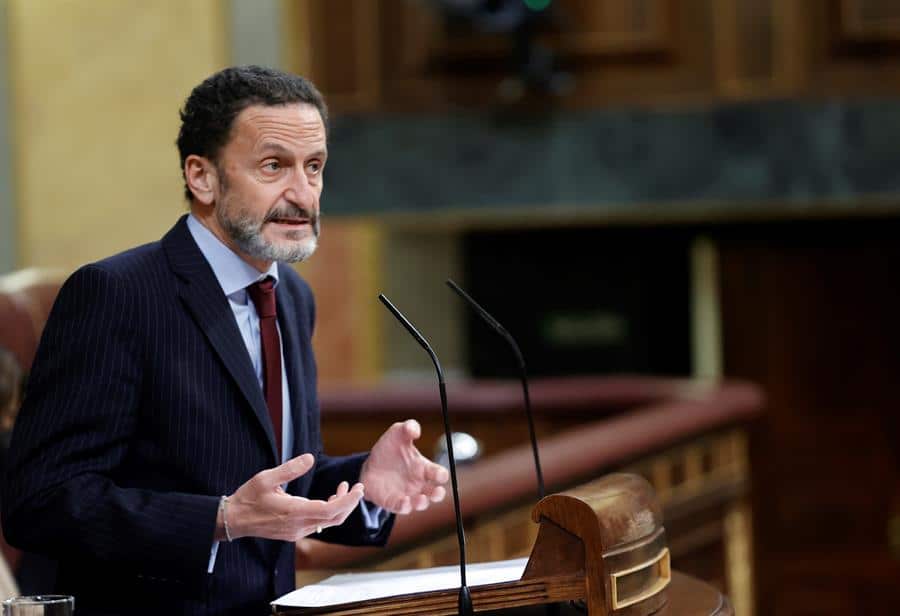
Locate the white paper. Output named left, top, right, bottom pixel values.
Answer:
left=273, top=557, right=528, bottom=608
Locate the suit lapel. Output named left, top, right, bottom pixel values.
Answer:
left=274, top=267, right=307, bottom=459
left=162, top=216, right=279, bottom=464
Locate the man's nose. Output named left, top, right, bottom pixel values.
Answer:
left=285, top=170, right=318, bottom=208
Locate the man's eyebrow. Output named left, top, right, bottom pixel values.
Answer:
left=257, top=143, right=328, bottom=159
left=257, top=142, right=294, bottom=157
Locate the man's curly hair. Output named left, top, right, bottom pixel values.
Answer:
left=176, top=65, right=328, bottom=201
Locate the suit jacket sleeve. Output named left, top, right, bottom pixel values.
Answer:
left=306, top=452, right=394, bottom=546
left=1, top=265, right=219, bottom=587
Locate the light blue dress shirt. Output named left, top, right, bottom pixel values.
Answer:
left=186, top=215, right=382, bottom=573
left=188, top=214, right=294, bottom=459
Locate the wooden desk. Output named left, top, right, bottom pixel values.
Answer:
left=279, top=474, right=734, bottom=615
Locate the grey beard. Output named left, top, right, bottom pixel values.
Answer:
left=218, top=207, right=319, bottom=263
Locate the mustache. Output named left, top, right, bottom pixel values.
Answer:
left=264, top=204, right=317, bottom=225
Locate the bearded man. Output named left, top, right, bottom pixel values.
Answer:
left=1, top=66, right=449, bottom=616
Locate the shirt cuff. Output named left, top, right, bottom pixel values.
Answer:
left=207, top=540, right=219, bottom=574
left=358, top=499, right=389, bottom=531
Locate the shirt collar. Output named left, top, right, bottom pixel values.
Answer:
left=186, top=214, right=279, bottom=300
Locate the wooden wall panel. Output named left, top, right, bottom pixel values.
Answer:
left=554, top=0, right=668, bottom=55
left=784, top=0, right=900, bottom=96
left=307, top=0, right=382, bottom=111
left=298, top=0, right=716, bottom=110
left=552, top=0, right=716, bottom=107
left=712, top=0, right=786, bottom=97
left=839, top=0, right=900, bottom=40
left=386, top=0, right=672, bottom=67
left=717, top=220, right=900, bottom=615
left=286, top=0, right=900, bottom=112
left=294, top=219, right=383, bottom=386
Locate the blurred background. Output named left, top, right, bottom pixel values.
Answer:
left=2, top=0, right=900, bottom=614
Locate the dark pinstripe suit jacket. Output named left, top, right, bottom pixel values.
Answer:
left=1, top=216, right=392, bottom=615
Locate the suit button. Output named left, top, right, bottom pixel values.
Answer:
left=274, top=568, right=279, bottom=577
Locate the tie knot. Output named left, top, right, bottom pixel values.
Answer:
left=248, top=277, right=277, bottom=318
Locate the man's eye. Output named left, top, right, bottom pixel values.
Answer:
left=307, top=161, right=322, bottom=174
left=264, top=161, right=280, bottom=171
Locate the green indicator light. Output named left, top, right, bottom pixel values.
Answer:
left=523, top=0, right=552, bottom=11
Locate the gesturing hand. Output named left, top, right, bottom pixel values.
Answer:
left=220, top=453, right=365, bottom=542
left=360, top=419, right=450, bottom=515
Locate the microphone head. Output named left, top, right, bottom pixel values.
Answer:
left=379, top=293, right=432, bottom=353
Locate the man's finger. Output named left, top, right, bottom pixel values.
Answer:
left=413, top=494, right=429, bottom=511
left=300, top=525, right=320, bottom=539
left=324, top=486, right=364, bottom=525
left=292, top=486, right=363, bottom=522
left=423, top=484, right=446, bottom=503
left=424, top=461, right=450, bottom=485
left=403, top=419, right=421, bottom=441
left=261, top=453, right=315, bottom=487
left=328, top=481, right=350, bottom=502
left=394, top=495, right=412, bottom=515
left=323, top=494, right=362, bottom=528
left=300, top=523, right=330, bottom=539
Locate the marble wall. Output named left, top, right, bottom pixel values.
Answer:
left=325, top=100, right=900, bottom=220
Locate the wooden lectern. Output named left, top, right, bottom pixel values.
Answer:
left=273, top=474, right=732, bottom=615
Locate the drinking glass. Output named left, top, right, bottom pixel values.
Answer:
left=2, top=595, right=74, bottom=616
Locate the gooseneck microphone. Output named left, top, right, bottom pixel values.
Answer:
left=378, top=293, right=474, bottom=616
left=445, top=279, right=546, bottom=500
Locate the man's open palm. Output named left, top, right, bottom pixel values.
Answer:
left=360, top=419, right=449, bottom=514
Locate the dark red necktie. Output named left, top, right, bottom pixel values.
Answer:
left=247, top=277, right=282, bottom=461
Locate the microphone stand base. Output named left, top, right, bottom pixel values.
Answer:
left=458, top=586, right=474, bottom=616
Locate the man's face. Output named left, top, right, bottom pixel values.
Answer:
left=211, top=102, right=327, bottom=269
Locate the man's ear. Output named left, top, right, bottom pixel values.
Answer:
left=184, top=155, right=219, bottom=206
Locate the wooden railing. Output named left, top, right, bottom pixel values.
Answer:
left=299, top=377, right=763, bottom=615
